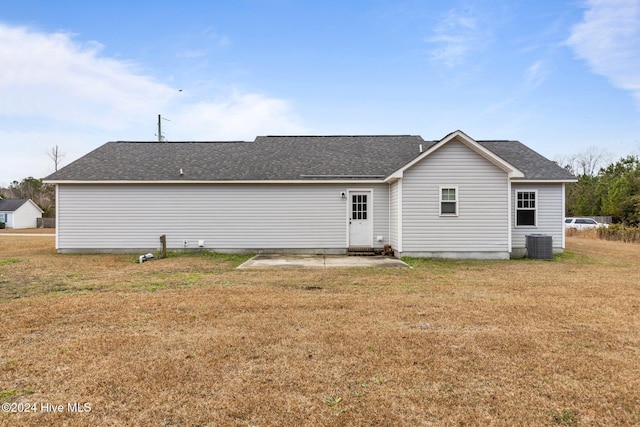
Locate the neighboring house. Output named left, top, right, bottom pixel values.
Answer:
left=0, top=198, right=44, bottom=229
left=44, top=130, right=576, bottom=258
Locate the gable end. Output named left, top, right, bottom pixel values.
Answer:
left=385, top=130, right=525, bottom=181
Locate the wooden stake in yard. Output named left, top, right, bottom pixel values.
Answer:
left=160, top=235, right=167, bottom=259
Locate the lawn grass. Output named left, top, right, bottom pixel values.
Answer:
left=0, top=234, right=638, bottom=426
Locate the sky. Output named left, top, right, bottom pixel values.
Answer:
left=1, top=0, right=639, bottom=185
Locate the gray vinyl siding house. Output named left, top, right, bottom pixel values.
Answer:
left=45, top=131, right=576, bottom=258
left=397, top=139, right=510, bottom=258
left=56, top=183, right=390, bottom=252
left=510, top=183, right=565, bottom=254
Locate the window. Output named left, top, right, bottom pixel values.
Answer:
left=576, top=218, right=597, bottom=225
left=516, top=191, right=536, bottom=226
left=352, top=194, right=367, bottom=220
left=440, top=187, right=458, bottom=216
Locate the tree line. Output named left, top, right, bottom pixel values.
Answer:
left=562, top=148, right=640, bottom=226
left=0, top=177, right=56, bottom=217
left=0, top=146, right=63, bottom=218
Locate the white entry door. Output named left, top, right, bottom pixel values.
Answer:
left=349, top=191, right=372, bottom=247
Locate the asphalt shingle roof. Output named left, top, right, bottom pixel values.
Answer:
left=477, top=140, right=576, bottom=181
left=0, top=199, right=29, bottom=212
left=44, top=135, right=575, bottom=182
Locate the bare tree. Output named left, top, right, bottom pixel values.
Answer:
left=47, top=145, right=65, bottom=172
left=555, top=146, right=612, bottom=176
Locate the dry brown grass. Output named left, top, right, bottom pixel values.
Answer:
left=0, top=229, right=54, bottom=235
left=0, top=234, right=639, bottom=426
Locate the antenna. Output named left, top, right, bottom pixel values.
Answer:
left=156, top=114, right=171, bottom=142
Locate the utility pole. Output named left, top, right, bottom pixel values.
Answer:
left=157, top=114, right=163, bottom=142
left=157, top=114, right=171, bottom=142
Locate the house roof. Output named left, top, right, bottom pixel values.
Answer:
left=476, top=140, right=575, bottom=181
left=0, top=199, right=30, bottom=212
left=44, top=133, right=576, bottom=183
left=45, top=136, right=428, bottom=182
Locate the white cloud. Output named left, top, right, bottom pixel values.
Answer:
left=0, top=129, right=88, bottom=184
left=176, top=50, right=210, bottom=59
left=0, top=23, right=306, bottom=183
left=525, top=60, right=547, bottom=89
left=566, top=0, right=640, bottom=107
left=176, top=27, right=231, bottom=59
left=165, top=92, right=307, bottom=141
left=426, top=7, right=492, bottom=68
left=0, top=25, right=176, bottom=129
left=200, top=26, right=231, bottom=47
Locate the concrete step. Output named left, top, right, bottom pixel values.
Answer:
left=348, top=247, right=376, bottom=256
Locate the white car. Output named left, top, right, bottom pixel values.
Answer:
left=564, top=217, right=608, bottom=230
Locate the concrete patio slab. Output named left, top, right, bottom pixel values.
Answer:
left=237, top=254, right=410, bottom=269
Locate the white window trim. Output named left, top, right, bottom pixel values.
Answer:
left=515, top=189, right=537, bottom=227
left=439, top=186, right=458, bottom=217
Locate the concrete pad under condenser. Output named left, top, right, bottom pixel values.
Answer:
left=237, top=254, right=410, bottom=269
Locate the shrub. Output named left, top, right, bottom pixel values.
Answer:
left=0, top=222, right=5, bottom=229
left=597, top=223, right=640, bottom=243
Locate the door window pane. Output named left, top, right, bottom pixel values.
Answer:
left=352, top=194, right=367, bottom=220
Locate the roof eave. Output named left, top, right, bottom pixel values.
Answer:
left=44, top=179, right=388, bottom=185
left=511, top=178, right=578, bottom=184
left=383, top=171, right=403, bottom=183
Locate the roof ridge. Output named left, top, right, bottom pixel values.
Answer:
left=110, top=141, right=251, bottom=144
left=262, top=135, right=418, bottom=137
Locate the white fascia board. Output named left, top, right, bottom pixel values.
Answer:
left=383, top=171, right=403, bottom=183
left=507, top=179, right=512, bottom=253
left=55, top=185, right=59, bottom=250
left=389, top=138, right=447, bottom=175
left=43, top=179, right=387, bottom=185
left=397, top=179, right=403, bottom=252
left=450, top=131, right=525, bottom=178
left=511, top=179, right=578, bottom=184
